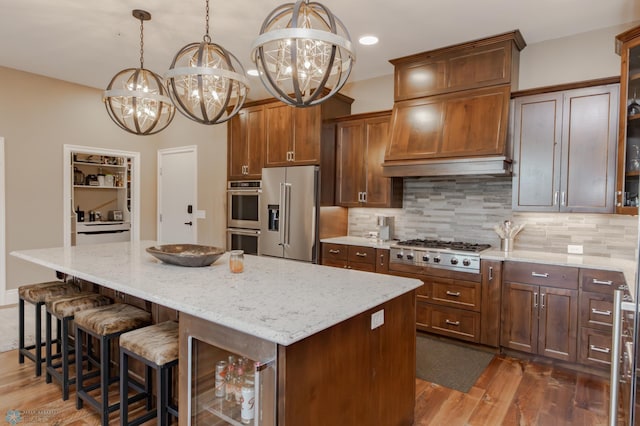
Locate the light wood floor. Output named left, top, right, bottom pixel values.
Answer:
left=0, top=349, right=610, bottom=425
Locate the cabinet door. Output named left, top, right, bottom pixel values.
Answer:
left=538, top=286, right=578, bottom=362
left=375, top=249, right=389, bottom=274
left=481, top=260, right=502, bottom=347
left=511, top=93, right=563, bottom=211
left=227, top=111, right=246, bottom=180
left=501, top=282, right=538, bottom=354
left=364, top=116, right=394, bottom=206
left=265, top=103, right=293, bottom=167
left=291, top=107, right=321, bottom=164
left=336, top=120, right=365, bottom=206
left=228, top=105, right=265, bottom=180
left=560, top=85, right=618, bottom=213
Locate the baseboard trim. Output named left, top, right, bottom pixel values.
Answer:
left=3, top=289, right=17, bottom=306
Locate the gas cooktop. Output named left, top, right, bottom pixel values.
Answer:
left=394, top=239, right=491, bottom=253
left=389, top=239, right=491, bottom=273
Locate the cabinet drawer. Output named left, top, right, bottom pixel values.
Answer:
left=580, top=292, right=614, bottom=330
left=322, top=243, right=347, bottom=261
left=429, top=305, right=480, bottom=343
left=578, top=327, right=612, bottom=368
left=430, top=278, right=481, bottom=312
left=348, top=261, right=376, bottom=273
left=580, top=269, right=625, bottom=294
left=416, top=300, right=432, bottom=331
left=347, top=246, right=375, bottom=265
left=504, top=261, right=578, bottom=289
left=321, top=258, right=348, bottom=269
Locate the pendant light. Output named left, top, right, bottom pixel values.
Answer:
left=251, top=0, right=355, bottom=107
left=165, top=0, right=249, bottom=125
left=103, top=10, right=175, bottom=136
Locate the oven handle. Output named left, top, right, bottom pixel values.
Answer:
left=227, top=189, right=262, bottom=196
left=226, top=228, right=261, bottom=236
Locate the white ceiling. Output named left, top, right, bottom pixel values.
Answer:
left=0, top=0, right=638, bottom=101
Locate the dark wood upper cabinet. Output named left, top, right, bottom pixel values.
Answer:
left=615, top=25, right=640, bottom=214
left=391, top=30, right=525, bottom=101
left=333, top=111, right=403, bottom=207
left=512, top=84, right=619, bottom=213
left=383, top=31, right=525, bottom=174
left=227, top=105, right=265, bottom=180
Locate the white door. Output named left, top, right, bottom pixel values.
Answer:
left=158, top=146, right=197, bottom=244
left=0, top=137, right=5, bottom=305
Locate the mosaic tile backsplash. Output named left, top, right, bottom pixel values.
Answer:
left=348, top=176, right=639, bottom=261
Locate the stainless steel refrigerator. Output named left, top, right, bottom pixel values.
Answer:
left=259, top=165, right=319, bottom=263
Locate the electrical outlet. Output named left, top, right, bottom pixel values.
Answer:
left=371, top=309, right=384, bottom=330
left=567, top=244, right=583, bottom=254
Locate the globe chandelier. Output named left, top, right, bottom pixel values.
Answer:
left=165, top=0, right=249, bottom=124
left=103, top=10, right=175, bottom=136
left=251, top=0, right=356, bottom=107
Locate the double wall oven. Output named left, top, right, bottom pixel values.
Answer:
left=226, top=180, right=261, bottom=255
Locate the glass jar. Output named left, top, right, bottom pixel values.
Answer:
left=229, top=250, right=244, bottom=273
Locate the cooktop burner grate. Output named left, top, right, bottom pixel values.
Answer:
left=395, top=239, right=491, bottom=253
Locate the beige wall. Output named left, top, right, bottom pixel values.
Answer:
left=0, top=66, right=228, bottom=291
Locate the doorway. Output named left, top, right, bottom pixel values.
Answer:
left=0, top=137, right=5, bottom=305
left=63, top=145, right=140, bottom=247
left=157, top=146, right=198, bottom=244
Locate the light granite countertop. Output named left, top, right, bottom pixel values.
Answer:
left=320, top=236, right=396, bottom=249
left=11, top=241, right=422, bottom=346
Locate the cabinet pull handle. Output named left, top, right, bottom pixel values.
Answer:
left=445, top=319, right=460, bottom=326
left=379, top=254, right=385, bottom=266
left=561, top=191, right=566, bottom=206
left=329, top=249, right=340, bottom=254
left=590, top=345, right=611, bottom=354
left=592, top=308, right=612, bottom=316
left=362, top=192, right=367, bottom=203
left=554, top=191, right=559, bottom=206
left=540, top=293, right=545, bottom=309
left=445, top=291, right=461, bottom=297
left=488, top=266, right=493, bottom=281
left=592, top=279, right=613, bottom=286
left=531, top=272, right=549, bottom=278
left=534, top=292, right=538, bottom=308
left=355, top=252, right=367, bottom=257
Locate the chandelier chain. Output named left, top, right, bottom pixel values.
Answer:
left=204, top=0, right=211, bottom=43
left=139, top=17, right=145, bottom=68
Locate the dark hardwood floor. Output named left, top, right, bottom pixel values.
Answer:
left=0, top=349, right=610, bottom=425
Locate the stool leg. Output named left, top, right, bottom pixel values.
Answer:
left=100, top=335, right=110, bottom=426
left=61, top=317, right=70, bottom=400
left=75, top=326, right=84, bottom=410
left=18, top=298, right=25, bottom=364
left=120, top=349, right=129, bottom=426
left=145, top=363, right=153, bottom=411
left=160, top=365, right=174, bottom=426
left=56, top=317, right=62, bottom=354
left=34, top=302, right=42, bottom=376
left=45, top=311, right=52, bottom=384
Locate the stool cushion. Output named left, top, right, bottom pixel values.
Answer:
left=46, top=292, right=112, bottom=318
left=19, top=281, right=81, bottom=303
left=120, top=321, right=179, bottom=366
left=74, top=303, right=151, bottom=336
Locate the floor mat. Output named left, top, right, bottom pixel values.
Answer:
left=416, top=333, right=494, bottom=393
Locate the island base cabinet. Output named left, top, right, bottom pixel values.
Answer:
left=179, top=313, right=277, bottom=425
left=277, top=291, right=416, bottom=426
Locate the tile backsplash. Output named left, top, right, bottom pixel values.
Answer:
left=348, top=176, right=639, bottom=260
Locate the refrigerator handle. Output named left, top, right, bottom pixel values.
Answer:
left=609, top=289, right=623, bottom=426
left=278, top=183, right=286, bottom=247
left=284, top=183, right=292, bottom=246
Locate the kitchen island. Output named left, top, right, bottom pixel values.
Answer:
left=12, top=241, right=422, bottom=425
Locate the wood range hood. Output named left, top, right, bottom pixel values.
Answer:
left=381, top=30, right=526, bottom=177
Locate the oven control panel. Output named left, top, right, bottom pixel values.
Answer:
left=390, top=247, right=481, bottom=273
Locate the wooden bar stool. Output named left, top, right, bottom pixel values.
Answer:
left=119, top=321, right=179, bottom=426
left=18, top=280, right=81, bottom=376
left=45, top=291, right=112, bottom=400
left=74, top=303, right=152, bottom=426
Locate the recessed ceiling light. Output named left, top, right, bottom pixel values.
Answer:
left=359, top=35, right=379, bottom=46
left=247, top=69, right=260, bottom=76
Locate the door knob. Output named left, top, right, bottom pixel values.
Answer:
left=184, top=221, right=193, bottom=226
